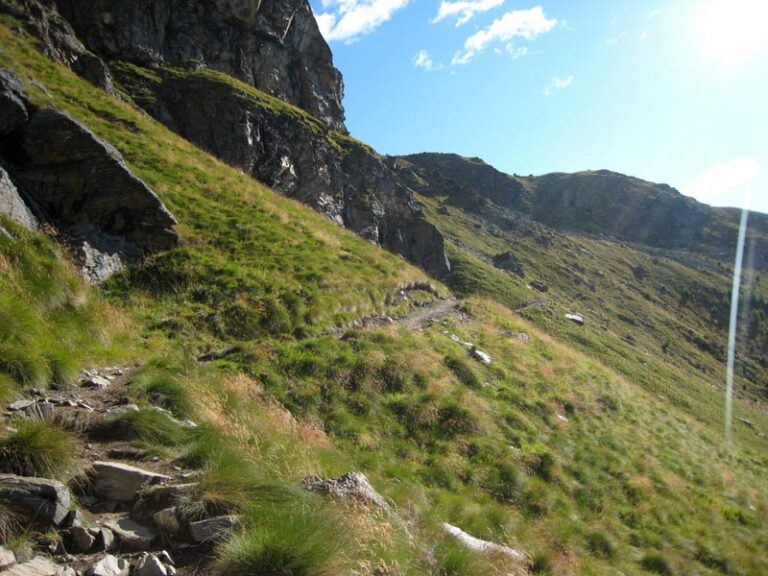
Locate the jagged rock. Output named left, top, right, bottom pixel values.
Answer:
left=7, top=399, right=36, bottom=412
left=91, top=527, right=116, bottom=552
left=565, top=313, right=585, bottom=326
left=68, top=526, right=96, bottom=553
left=0, top=166, right=38, bottom=231
left=0, top=70, right=29, bottom=135
left=62, top=509, right=86, bottom=528
left=492, top=251, right=525, bottom=278
left=89, top=462, right=171, bottom=503
left=0, top=474, right=72, bottom=525
left=188, top=515, right=239, bottom=543
left=85, top=555, right=129, bottom=576
left=1, top=556, right=73, bottom=576
left=0, top=2, right=114, bottom=93
left=302, top=472, right=388, bottom=509
left=9, top=107, right=177, bottom=269
left=442, top=523, right=526, bottom=563
left=104, top=517, right=156, bottom=551
left=152, top=507, right=181, bottom=535
left=82, top=375, right=110, bottom=390
left=55, top=0, right=344, bottom=130
left=133, top=554, right=170, bottom=576
left=0, top=546, right=15, bottom=571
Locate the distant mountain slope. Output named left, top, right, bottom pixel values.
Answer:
left=396, top=153, right=768, bottom=270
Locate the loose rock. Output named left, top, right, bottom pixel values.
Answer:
left=302, top=472, right=388, bottom=509
left=188, top=515, right=239, bottom=543
left=68, top=526, right=95, bottom=553
left=86, top=555, right=129, bottom=576
left=442, top=523, right=526, bottom=563
left=89, top=462, right=170, bottom=503
left=0, top=475, right=72, bottom=526
left=0, top=545, right=15, bottom=571
left=104, top=517, right=156, bottom=551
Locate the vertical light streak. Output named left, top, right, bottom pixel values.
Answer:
left=725, top=184, right=752, bottom=448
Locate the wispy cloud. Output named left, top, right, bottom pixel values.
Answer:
left=542, top=75, right=573, bottom=96
left=684, top=157, right=760, bottom=208
left=316, top=0, right=409, bottom=43
left=432, top=0, right=505, bottom=27
left=412, top=49, right=443, bottom=71
left=506, top=45, right=529, bottom=59
left=452, top=6, right=557, bottom=65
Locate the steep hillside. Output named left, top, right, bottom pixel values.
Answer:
left=0, top=4, right=767, bottom=576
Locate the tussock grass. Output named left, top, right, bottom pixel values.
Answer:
left=103, top=409, right=187, bottom=448
left=0, top=420, right=79, bottom=477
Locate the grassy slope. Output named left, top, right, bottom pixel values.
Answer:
left=1, top=20, right=767, bottom=576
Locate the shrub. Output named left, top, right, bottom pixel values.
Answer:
left=0, top=420, right=78, bottom=477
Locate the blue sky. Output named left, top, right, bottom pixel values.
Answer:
left=310, top=0, right=767, bottom=214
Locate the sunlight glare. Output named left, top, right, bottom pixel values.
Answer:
left=696, top=0, right=768, bottom=68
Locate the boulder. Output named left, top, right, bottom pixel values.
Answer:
left=92, top=527, right=116, bottom=552
left=7, top=107, right=177, bottom=281
left=89, top=462, right=171, bottom=503
left=0, top=475, right=72, bottom=525
left=1, top=556, right=73, bottom=576
left=302, top=472, right=388, bottom=509
left=0, top=545, right=15, bottom=571
left=471, top=349, right=492, bottom=365
left=442, top=523, right=526, bottom=563
left=0, top=166, right=37, bottom=231
left=68, top=525, right=96, bottom=553
left=85, top=555, right=129, bottom=576
left=104, top=517, right=156, bottom=551
left=133, top=554, right=170, bottom=576
left=152, top=507, right=181, bottom=535
left=530, top=280, right=548, bottom=293
left=188, top=515, right=239, bottom=543
left=0, top=70, right=28, bottom=135
left=492, top=251, right=525, bottom=278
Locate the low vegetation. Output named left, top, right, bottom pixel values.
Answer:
left=0, top=420, right=79, bottom=478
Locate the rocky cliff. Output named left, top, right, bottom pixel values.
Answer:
left=396, top=153, right=768, bottom=271
left=55, top=0, right=346, bottom=131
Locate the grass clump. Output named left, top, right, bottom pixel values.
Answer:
left=0, top=420, right=79, bottom=477
left=130, top=359, right=194, bottom=418
left=105, top=409, right=188, bottom=448
left=217, top=505, right=346, bottom=576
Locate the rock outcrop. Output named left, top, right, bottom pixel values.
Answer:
left=54, top=0, right=345, bottom=130
left=0, top=71, right=178, bottom=281
left=0, top=474, right=72, bottom=526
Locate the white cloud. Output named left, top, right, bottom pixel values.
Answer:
left=452, top=6, right=557, bottom=64
left=432, top=0, right=505, bottom=27
left=638, top=29, right=649, bottom=42
left=412, top=49, right=442, bottom=71
left=542, top=75, right=573, bottom=96
left=506, top=44, right=529, bottom=59
left=317, top=0, right=409, bottom=43
left=684, top=157, right=761, bottom=208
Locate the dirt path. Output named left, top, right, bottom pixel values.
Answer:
left=397, top=297, right=460, bottom=331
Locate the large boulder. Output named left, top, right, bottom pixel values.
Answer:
left=12, top=108, right=177, bottom=255
left=89, top=462, right=171, bottom=503
left=0, top=474, right=72, bottom=526
left=0, top=70, right=29, bottom=135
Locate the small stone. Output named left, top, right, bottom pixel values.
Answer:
left=565, top=313, right=585, bottom=325
left=86, top=555, right=130, bottom=576
left=471, top=349, right=492, bottom=364
left=188, top=515, right=239, bottom=543
left=69, top=525, right=96, bottom=553
left=7, top=400, right=35, bottom=412
left=134, top=554, right=167, bottom=576
left=104, top=404, right=140, bottom=419
left=83, top=376, right=110, bottom=389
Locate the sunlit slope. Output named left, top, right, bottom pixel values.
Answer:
left=1, top=18, right=768, bottom=576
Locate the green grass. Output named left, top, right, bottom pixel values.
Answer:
left=0, top=15, right=767, bottom=576
left=0, top=420, right=79, bottom=478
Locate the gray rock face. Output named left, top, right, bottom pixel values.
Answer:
left=0, top=1, right=114, bottom=93
left=89, top=462, right=171, bottom=503
left=12, top=107, right=177, bottom=256
left=110, top=66, right=450, bottom=277
left=0, top=70, right=29, bottom=135
left=55, top=0, right=345, bottom=130
left=0, top=474, right=72, bottom=526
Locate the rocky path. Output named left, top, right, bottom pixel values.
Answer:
left=396, top=297, right=460, bottom=331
